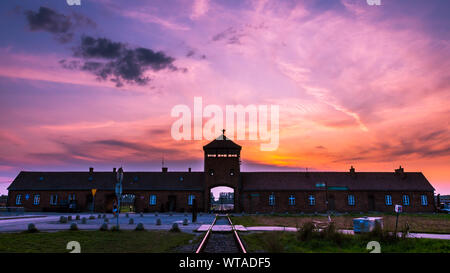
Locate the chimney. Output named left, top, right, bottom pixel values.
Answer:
left=395, top=165, right=406, bottom=179
left=349, top=166, right=356, bottom=177
left=89, top=167, right=94, bottom=175
left=162, top=167, right=168, bottom=173
left=113, top=167, right=116, bottom=173
left=188, top=167, right=192, bottom=173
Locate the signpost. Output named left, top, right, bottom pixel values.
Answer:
left=91, top=189, right=97, bottom=212
left=115, top=167, right=124, bottom=229
left=394, top=204, right=402, bottom=236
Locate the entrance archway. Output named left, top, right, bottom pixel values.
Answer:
left=210, top=186, right=234, bottom=212
left=120, top=194, right=136, bottom=213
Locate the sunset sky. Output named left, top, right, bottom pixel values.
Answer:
left=0, top=0, right=449, bottom=195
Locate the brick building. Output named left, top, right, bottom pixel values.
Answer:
left=7, top=133, right=436, bottom=213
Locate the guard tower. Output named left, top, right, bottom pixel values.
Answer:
left=203, top=130, right=242, bottom=212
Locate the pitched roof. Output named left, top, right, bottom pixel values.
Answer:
left=7, top=171, right=204, bottom=191
left=203, top=134, right=242, bottom=150
left=241, top=172, right=435, bottom=192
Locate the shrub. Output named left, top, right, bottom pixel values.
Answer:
left=135, top=223, right=145, bottom=231
left=27, top=223, right=38, bottom=233
left=75, top=215, right=80, bottom=220
left=183, top=218, right=188, bottom=226
left=156, top=218, right=162, bottom=225
left=297, top=222, right=316, bottom=241
left=59, top=216, right=68, bottom=223
left=67, top=215, right=72, bottom=221
left=99, top=223, right=108, bottom=231
left=263, top=232, right=284, bottom=253
left=126, top=213, right=129, bottom=218
left=98, top=214, right=101, bottom=219
left=70, top=223, right=78, bottom=231
left=89, top=215, right=95, bottom=220
left=102, top=214, right=106, bottom=218
left=170, top=223, right=180, bottom=232
left=81, top=217, right=87, bottom=224
left=140, top=212, right=144, bottom=217
left=129, top=218, right=134, bottom=225
left=111, top=225, right=120, bottom=232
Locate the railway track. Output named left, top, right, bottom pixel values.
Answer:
left=195, top=214, right=247, bottom=253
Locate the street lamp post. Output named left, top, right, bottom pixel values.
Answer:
left=115, top=167, right=123, bottom=230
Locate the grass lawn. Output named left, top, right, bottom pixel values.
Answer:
left=0, top=230, right=196, bottom=253
left=240, top=231, right=450, bottom=253
left=231, top=213, right=450, bottom=234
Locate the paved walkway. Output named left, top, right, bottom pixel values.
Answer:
left=0, top=214, right=449, bottom=240
left=0, top=213, right=215, bottom=233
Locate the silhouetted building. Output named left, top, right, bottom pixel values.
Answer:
left=7, top=133, right=436, bottom=213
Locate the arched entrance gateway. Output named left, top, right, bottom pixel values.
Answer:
left=210, top=186, right=235, bottom=212
left=203, top=131, right=242, bottom=213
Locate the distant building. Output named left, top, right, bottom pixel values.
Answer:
left=7, top=132, right=436, bottom=213
left=0, top=195, right=8, bottom=206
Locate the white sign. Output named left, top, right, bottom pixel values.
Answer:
left=395, top=204, right=402, bottom=213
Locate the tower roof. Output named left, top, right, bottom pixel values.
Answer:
left=203, top=132, right=241, bottom=150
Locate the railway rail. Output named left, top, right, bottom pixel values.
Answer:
left=195, top=214, right=247, bottom=253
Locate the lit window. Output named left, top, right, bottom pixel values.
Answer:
left=188, top=195, right=195, bottom=205
left=348, top=195, right=355, bottom=206
left=421, top=195, right=428, bottom=206
left=269, top=194, right=275, bottom=206
left=288, top=195, right=295, bottom=206
left=308, top=195, right=315, bottom=206
left=209, top=169, right=214, bottom=176
left=16, top=194, right=22, bottom=205
left=33, top=195, right=40, bottom=205
left=385, top=195, right=392, bottom=206
left=50, top=194, right=58, bottom=205
left=68, top=194, right=76, bottom=201
left=149, top=195, right=157, bottom=205
left=402, top=195, right=410, bottom=206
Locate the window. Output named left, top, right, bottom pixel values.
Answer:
left=188, top=195, right=195, bottom=205
left=33, top=195, right=40, bottom=205
left=149, top=195, right=157, bottom=205
left=15, top=194, right=22, bottom=205
left=348, top=195, right=355, bottom=206
left=230, top=169, right=235, bottom=176
left=385, top=195, right=392, bottom=206
left=421, top=195, right=428, bottom=206
left=50, top=194, right=58, bottom=205
left=402, top=195, right=410, bottom=206
left=308, top=195, right=315, bottom=206
left=288, top=195, right=295, bottom=206
left=209, top=169, right=214, bottom=176
left=68, top=194, right=76, bottom=201
left=269, top=194, right=275, bottom=206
